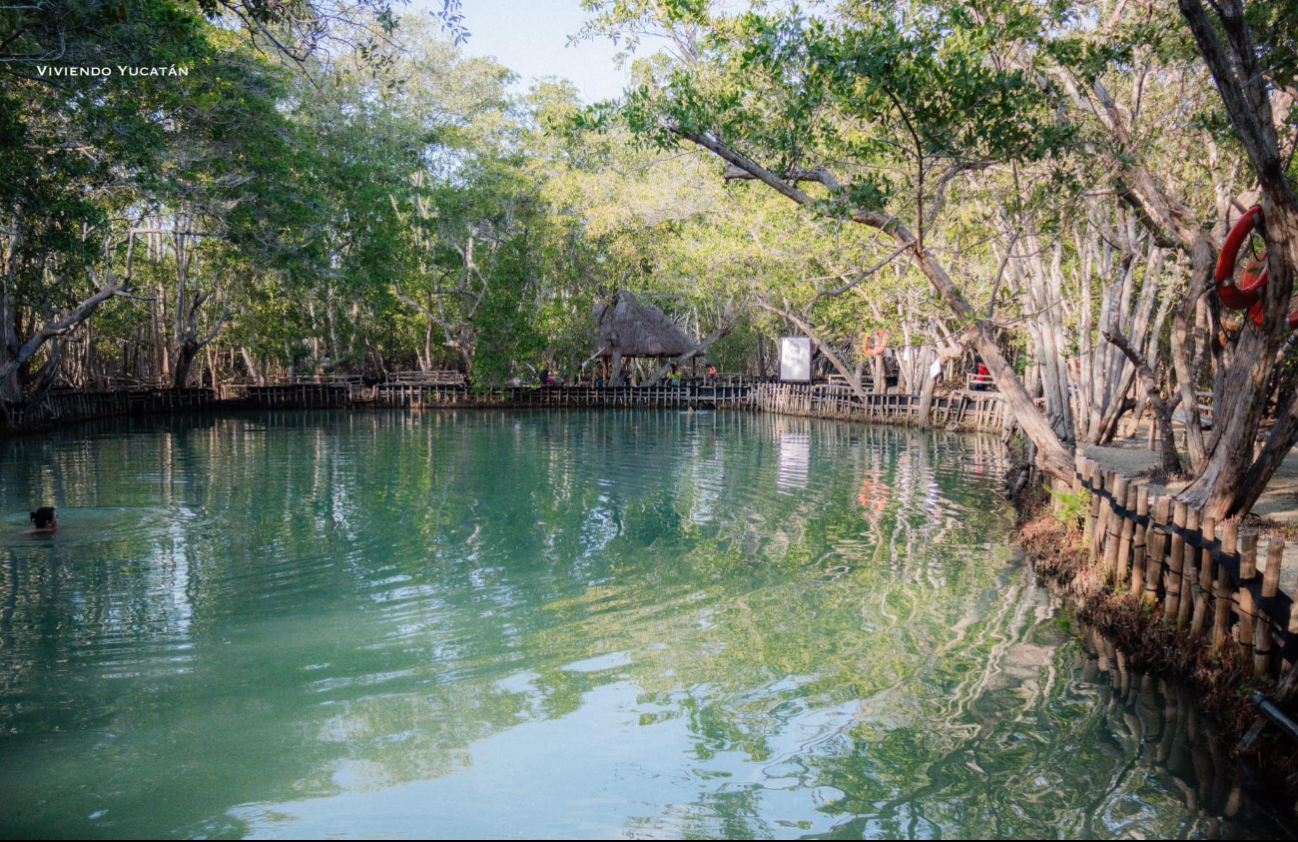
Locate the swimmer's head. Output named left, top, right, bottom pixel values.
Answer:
left=30, top=507, right=57, bottom=530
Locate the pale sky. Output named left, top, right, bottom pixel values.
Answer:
left=407, top=0, right=634, bottom=102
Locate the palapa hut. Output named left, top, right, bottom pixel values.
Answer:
left=594, top=292, right=696, bottom=385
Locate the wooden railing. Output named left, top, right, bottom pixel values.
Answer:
left=1, top=388, right=217, bottom=432
left=5, top=378, right=1011, bottom=437
left=238, top=382, right=754, bottom=410
left=750, top=382, right=1009, bottom=431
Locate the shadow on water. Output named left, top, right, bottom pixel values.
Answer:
left=0, top=409, right=1293, bottom=839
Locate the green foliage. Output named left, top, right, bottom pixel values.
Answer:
left=2, top=0, right=1290, bottom=405
left=1047, top=485, right=1091, bottom=529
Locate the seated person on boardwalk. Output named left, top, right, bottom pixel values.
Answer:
left=971, top=355, right=993, bottom=391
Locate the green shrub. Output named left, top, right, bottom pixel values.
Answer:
left=1047, top=485, right=1091, bottom=529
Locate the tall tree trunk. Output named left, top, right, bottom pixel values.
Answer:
left=917, top=346, right=938, bottom=430
left=1175, top=0, right=1298, bottom=517
left=172, top=342, right=198, bottom=388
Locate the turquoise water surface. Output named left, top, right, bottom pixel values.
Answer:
left=0, top=410, right=1288, bottom=839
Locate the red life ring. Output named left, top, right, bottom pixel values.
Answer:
left=1216, top=205, right=1298, bottom=331
left=1215, top=206, right=1266, bottom=310
left=1245, top=299, right=1298, bottom=331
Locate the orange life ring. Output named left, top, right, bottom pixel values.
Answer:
left=862, top=329, right=889, bottom=357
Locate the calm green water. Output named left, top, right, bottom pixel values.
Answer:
left=0, top=410, right=1289, bottom=839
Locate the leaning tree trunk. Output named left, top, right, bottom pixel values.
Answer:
left=683, top=129, right=1075, bottom=480
left=753, top=299, right=872, bottom=403
left=24, top=340, right=62, bottom=408
left=0, top=269, right=132, bottom=399
left=646, top=308, right=736, bottom=385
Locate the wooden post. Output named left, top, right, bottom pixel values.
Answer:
left=1145, top=497, right=1170, bottom=605
left=1117, top=480, right=1137, bottom=586
left=1103, top=475, right=1128, bottom=582
left=1131, top=485, right=1149, bottom=597
left=1213, top=522, right=1238, bottom=655
left=1165, top=501, right=1188, bottom=622
left=1238, top=534, right=1259, bottom=662
left=1095, top=470, right=1116, bottom=561
left=1255, top=540, right=1284, bottom=678
left=1191, top=517, right=1215, bottom=637
left=1177, top=508, right=1199, bottom=630
left=1084, top=461, right=1101, bottom=556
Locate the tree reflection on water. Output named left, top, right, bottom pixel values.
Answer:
left=0, top=410, right=1290, bottom=839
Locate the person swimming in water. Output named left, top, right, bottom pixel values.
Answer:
left=29, top=507, right=58, bottom=532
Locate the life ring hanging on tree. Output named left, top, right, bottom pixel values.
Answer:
left=1214, top=205, right=1298, bottom=330
left=862, top=329, right=889, bottom=357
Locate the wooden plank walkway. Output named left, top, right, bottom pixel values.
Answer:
left=750, top=382, right=1009, bottom=432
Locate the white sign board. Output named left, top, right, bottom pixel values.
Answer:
left=780, top=337, right=812, bottom=383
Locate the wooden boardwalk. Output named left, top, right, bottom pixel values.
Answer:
left=750, top=382, right=1009, bottom=432
left=234, top=380, right=1009, bottom=431
left=238, top=382, right=753, bottom=410
left=0, top=388, right=216, bottom=432
left=3, top=380, right=1009, bottom=432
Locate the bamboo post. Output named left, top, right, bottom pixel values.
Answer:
left=1238, top=534, right=1259, bottom=662
left=1255, top=540, right=1284, bottom=678
left=1191, top=517, right=1215, bottom=637
left=1103, top=475, right=1128, bottom=582
left=1094, top=471, right=1116, bottom=561
left=1131, top=485, right=1150, bottom=596
left=1212, top=522, right=1239, bottom=654
left=1084, top=461, right=1101, bottom=555
left=1117, top=480, right=1137, bottom=586
left=1165, top=501, right=1188, bottom=622
left=1285, top=601, right=1298, bottom=674
left=1145, top=497, right=1170, bottom=605
left=1177, top=508, right=1200, bottom=630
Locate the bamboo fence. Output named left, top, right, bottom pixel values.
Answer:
left=1073, top=456, right=1298, bottom=747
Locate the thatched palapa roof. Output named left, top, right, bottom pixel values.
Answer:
left=594, top=292, right=696, bottom=359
